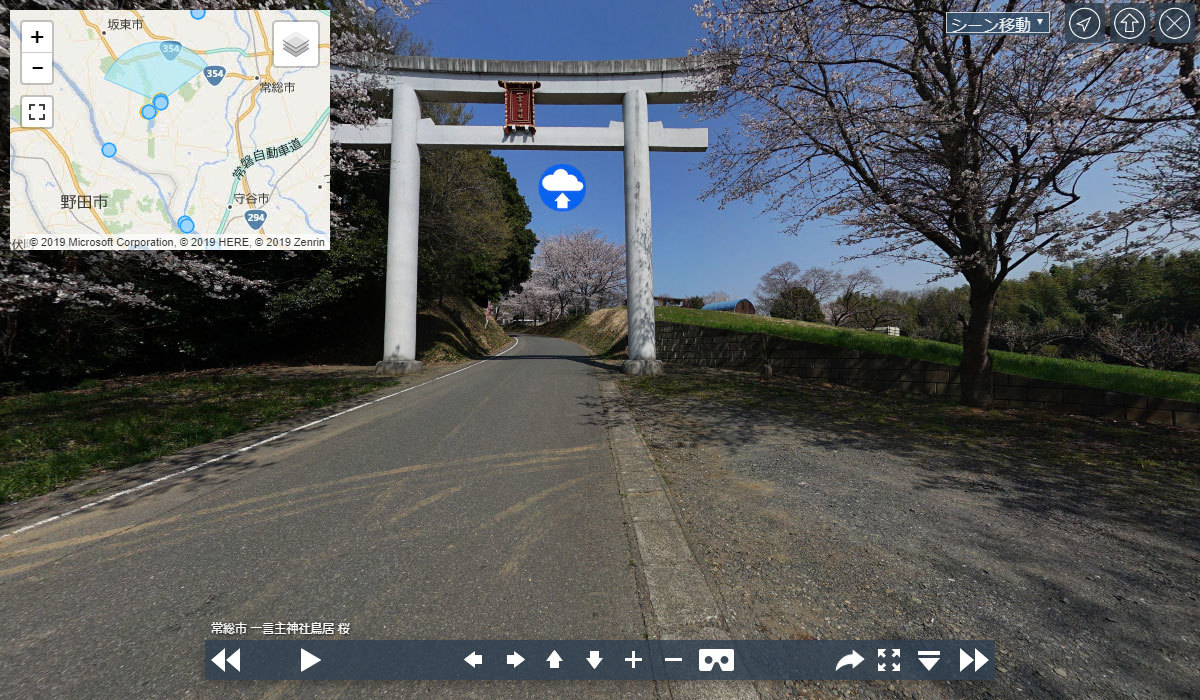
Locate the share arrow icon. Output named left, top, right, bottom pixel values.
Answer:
left=835, top=650, right=864, bottom=670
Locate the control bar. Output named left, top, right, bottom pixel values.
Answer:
left=205, top=639, right=995, bottom=680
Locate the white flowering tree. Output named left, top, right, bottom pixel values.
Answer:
left=690, top=0, right=1198, bottom=407
left=535, top=228, right=627, bottom=315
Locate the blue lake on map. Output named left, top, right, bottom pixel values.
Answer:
left=104, top=42, right=206, bottom=98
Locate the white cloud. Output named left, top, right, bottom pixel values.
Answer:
left=541, top=168, right=584, bottom=192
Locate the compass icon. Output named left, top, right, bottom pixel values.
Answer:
left=1065, top=3, right=1106, bottom=42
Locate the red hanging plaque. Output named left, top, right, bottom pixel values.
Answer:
left=499, top=80, right=540, bottom=135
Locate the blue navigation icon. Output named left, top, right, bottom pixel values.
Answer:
left=538, top=164, right=586, bottom=212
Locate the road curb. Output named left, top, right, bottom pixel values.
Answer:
left=599, top=375, right=759, bottom=699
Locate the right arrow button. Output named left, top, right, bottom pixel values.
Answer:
left=960, top=648, right=989, bottom=672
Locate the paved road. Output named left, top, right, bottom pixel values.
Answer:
left=0, top=335, right=654, bottom=698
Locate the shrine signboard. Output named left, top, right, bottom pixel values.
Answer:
left=499, top=80, right=540, bottom=134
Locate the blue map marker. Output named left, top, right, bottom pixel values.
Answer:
left=204, top=65, right=226, bottom=86
left=244, top=210, right=267, bottom=231
left=101, top=142, right=117, bottom=158
left=159, top=41, right=182, bottom=61
left=140, top=104, right=157, bottom=120
left=190, top=10, right=206, bottom=19
left=177, top=215, right=196, bottom=234
left=152, top=93, right=169, bottom=111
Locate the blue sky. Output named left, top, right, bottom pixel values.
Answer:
left=403, top=0, right=1123, bottom=300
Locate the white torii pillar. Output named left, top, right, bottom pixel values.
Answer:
left=621, top=89, right=662, bottom=376
left=331, top=58, right=709, bottom=377
left=376, top=85, right=423, bottom=375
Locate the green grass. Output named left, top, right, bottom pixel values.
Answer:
left=0, top=372, right=399, bottom=504
left=655, top=307, right=1200, bottom=404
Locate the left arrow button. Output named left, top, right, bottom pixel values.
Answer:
left=300, top=648, right=321, bottom=672
left=465, top=651, right=483, bottom=668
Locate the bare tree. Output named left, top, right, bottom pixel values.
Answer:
left=703, top=290, right=732, bottom=304
left=991, top=321, right=1082, bottom=355
left=826, top=269, right=882, bottom=327
left=690, top=0, right=1195, bottom=407
left=754, top=262, right=801, bottom=309
left=796, top=266, right=845, bottom=305
left=1090, top=323, right=1200, bottom=371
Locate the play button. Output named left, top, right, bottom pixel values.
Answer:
left=300, top=648, right=321, bottom=672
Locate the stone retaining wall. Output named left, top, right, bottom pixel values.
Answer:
left=655, top=322, right=1200, bottom=429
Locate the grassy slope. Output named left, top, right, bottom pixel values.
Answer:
left=522, top=307, right=629, bottom=357
left=656, top=307, right=1200, bottom=403
left=417, top=296, right=512, bottom=364
left=532, top=306, right=1199, bottom=403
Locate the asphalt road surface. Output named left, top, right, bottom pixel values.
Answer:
left=0, top=335, right=655, bottom=698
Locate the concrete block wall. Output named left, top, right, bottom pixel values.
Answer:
left=655, top=322, right=1200, bottom=429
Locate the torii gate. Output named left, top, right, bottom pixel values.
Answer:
left=331, top=56, right=709, bottom=376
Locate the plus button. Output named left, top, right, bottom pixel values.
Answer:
left=625, top=651, right=643, bottom=669
left=30, top=30, right=45, bottom=44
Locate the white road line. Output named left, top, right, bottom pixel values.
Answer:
left=0, top=337, right=521, bottom=540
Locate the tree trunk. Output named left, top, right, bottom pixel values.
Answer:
left=959, top=281, right=996, bottom=409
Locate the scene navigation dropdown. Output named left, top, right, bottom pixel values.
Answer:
left=300, top=648, right=321, bottom=672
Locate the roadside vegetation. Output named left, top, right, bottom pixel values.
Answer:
left=417, top=296, right=513, bottom=364
left=656, top=307, right=1200, bottom=403
left=0, top=369, right=403, bottom=504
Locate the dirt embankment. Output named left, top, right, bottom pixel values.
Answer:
left=522, top=307, right=629, bottom=357
left=417, top=296, right=513, bottom=364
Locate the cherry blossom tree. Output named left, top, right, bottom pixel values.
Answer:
left=534, top=228, right=627, bottom=315
left=690, top=0, right=1197, bottom=407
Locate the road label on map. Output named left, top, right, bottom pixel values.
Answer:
left=244, top=210, right=267, bottom=231
left=159, top=40, right=182, bottom=60
left=204, top=65, right=226, bottom=86
left=8, top=9, right=330, bottom=251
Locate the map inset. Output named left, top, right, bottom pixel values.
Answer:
left=9, top=10, right=330, bottom=250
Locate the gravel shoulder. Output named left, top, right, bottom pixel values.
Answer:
left=617, top=364, right=1200, bottom=700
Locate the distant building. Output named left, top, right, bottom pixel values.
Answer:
left=872, top=326, right=900, bottom=336
left=654, top=295, right=689, bottom=307
left=702, top=298, right=756, bottom=315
